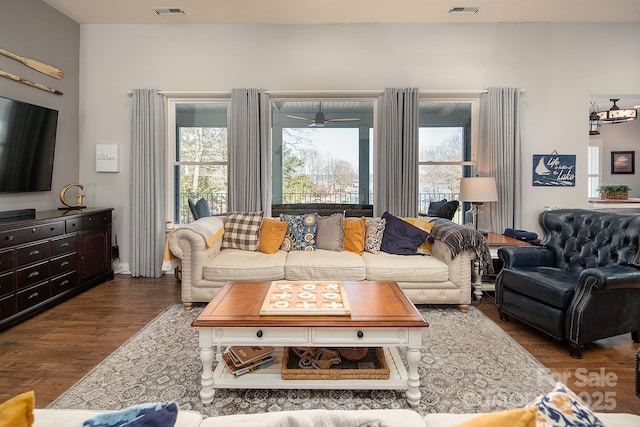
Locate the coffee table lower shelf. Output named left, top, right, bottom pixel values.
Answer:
left=212, top=347, right=408, bottom=390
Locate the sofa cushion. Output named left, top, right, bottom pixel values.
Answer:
left=380, top=212, right=430, bottom=256
left=530, top=382, right=605, bottom=427
left=500, top=267, right=578, bottom=309
left=0, top=390, right=34, bottom=427
left=364, top=218, right=386, bottom=254
left=316, top=213, right=344, bottom=252
left=450, top=406, right=537, bottom=427
left=285, top=249, right=366, bottom=281
left=427, top=199, right=447, bottom=216
left=222, top=211, right=263, bottom=251
left=259, top=218, right=288, bottom=254
left=280, top=213, right=318, bottom=252
left=363, top=251, right=449, bottom=282
left=343, top=218, right=366, bottom=255
left=203, top=249, right=286, bottom=282
left=402, top=217, right=435, bottom=254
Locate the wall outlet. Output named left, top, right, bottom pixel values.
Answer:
left=111, top=245, right=119, bottom=259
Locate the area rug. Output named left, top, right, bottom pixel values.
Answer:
left=48, top=304, right=558, bottom=416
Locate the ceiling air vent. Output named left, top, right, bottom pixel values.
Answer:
left=449, top=7, right=479, bottom=14
left=153, top=8, right=186, bottom=16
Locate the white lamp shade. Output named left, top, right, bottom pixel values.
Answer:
left=459, top=177, right=498, bottom=202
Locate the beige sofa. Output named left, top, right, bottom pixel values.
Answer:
left=33, top=408, right=640, bottom=427
left=166, top=216, right=487, bottom=312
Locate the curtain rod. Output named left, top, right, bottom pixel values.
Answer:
left=127, top=89, right=525, bottom=97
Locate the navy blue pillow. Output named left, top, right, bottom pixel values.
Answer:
left=380, top=212, right=430, bottom=255
left=427, top=199, right=447, bottom=217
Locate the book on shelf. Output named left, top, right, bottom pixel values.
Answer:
left=222, top=350, right=276, bottom=377
left=228, top=345, right=275, bottom=366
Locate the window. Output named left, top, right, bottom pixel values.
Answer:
left=588, top=140, right=602, bottom=198
left=167, top=99, right=229, bottom=224
left=418, top=99, right=478, bottom=223
left=271, top=98, right=375, bottom=209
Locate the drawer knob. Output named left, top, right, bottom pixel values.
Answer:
left=357, top=330, right=364, bottom=338
left=31, top=228, right=36, bottom=233
left=60, top=280, right=69, bottom=287
left=28, top=292, right=39, bottom=300
left=28, top=250, right=40, bottom=256
left=28, top=271, right=40, bottom=278
left=5, top=235, right=13, bottom=241
left=256, top=330, right=263, bottom=338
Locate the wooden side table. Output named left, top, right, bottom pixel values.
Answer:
left=475, top=232, right=532, bottom=296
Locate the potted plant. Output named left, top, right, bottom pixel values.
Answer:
left=597, top=184, right=631, bottom=200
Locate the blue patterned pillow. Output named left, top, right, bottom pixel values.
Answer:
left=530, top=382, right=605, bottom=427
left=279, top=213, right=317, bottom=251
left=76, top=402, right=179, bottom=427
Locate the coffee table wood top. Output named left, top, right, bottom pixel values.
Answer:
left=193, top=281, right=428, bottom=328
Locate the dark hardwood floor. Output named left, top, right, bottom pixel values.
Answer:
left=0, top=275, right=638, bottom=414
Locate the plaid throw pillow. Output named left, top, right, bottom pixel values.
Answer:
left=222, top=211, right=263, bottom=251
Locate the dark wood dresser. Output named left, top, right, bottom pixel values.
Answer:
left=0, top=208, right=114, bottom=330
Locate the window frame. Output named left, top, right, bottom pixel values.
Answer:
left=165, top=96, right=231, bottom=224
left=588, top=139, right=603, bottom=198
left=417, top=95, right=481, bottom=220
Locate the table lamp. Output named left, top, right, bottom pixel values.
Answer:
left=459, top=177, right=498, bottom=234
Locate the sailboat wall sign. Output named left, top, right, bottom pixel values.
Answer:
left=532, top=154, right=576, bottom=186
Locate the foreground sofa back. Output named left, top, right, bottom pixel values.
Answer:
left=33, top=408, right=640, bottom=427
left=167, top=216, right=489, bottom=311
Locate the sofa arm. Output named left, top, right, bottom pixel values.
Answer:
left=498, top=246, right=555, bottom=269
left=168, top=217, right=224, bottom=305
left=577, top=266, right=640, bottom=291
left=431, top=240, right=474, bottom=294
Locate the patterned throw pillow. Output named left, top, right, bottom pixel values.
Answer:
left=529, top=382, right=605, bottom=427
left=77, top=402, right=179, bottom=427
left=280, top=213, right=317, bottom=251
left=364, top=218, right=386, bottom=254
left=222, top=211, right=263, bottom=251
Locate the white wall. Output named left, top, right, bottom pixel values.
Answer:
left=79, top=23, right=640, bottom=264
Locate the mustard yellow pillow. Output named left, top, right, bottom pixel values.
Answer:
left=402, top=218, right=435, bottom=254
left=343, top=218, right=366, bottom=255
left=0, top=391, right=35, bottom=427
left=259, top=218, right=288, bottom=254
left=452, top=406, right=537, bottom=427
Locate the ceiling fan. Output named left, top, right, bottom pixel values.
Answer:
left=287, top=102, right=361, bottom=127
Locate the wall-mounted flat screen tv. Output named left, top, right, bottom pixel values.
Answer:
left=0, top=95, right=59, bottom=193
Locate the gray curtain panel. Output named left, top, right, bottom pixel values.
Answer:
left=376, top=87, right=419, bottom=217
left=130, top=89, right=166, bottom=277
left=229, top=88, right=271, bottom=214
left=483, top=87, right=521, bottom=232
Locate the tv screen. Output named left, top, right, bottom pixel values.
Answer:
left=0, top=96, right=58, bottom=193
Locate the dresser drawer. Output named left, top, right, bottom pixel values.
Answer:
left=17, top=282, right=50, bottom=312
left=50, top=252, right=77, bottom=276
left=16, top=261, right=49, bottom=289
left=0, top=222, right=64, bottom=249
left=312, top=327, right=410, bottom=345
left=0, top=294, right=16, bottom=321
left=51, top=234, right=77, bottom=256
left=0, top=271, right=14, bottom=297
left=50, top=271, right=78, bottom=295
left=209, top=327, right=309, bottom=344
left=0, top=249, right=14, bottom=273
left=17, top=241, right=50, bottom=266
left=66, top=211, right=112, bottom=233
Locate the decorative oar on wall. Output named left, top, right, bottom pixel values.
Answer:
left=0, top=46, right=64, bottom=95
left=0, top=47, right=64, bottom=79
left=0, top=69, right=63, bottom=95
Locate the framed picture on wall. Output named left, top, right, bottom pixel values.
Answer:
left=611, top=151, right=635, bottom=174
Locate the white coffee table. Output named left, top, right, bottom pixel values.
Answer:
left=192, top=281, right=428, bottom=407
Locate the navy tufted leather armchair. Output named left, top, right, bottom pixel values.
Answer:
left=495, top=209, right=640, bottom=358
